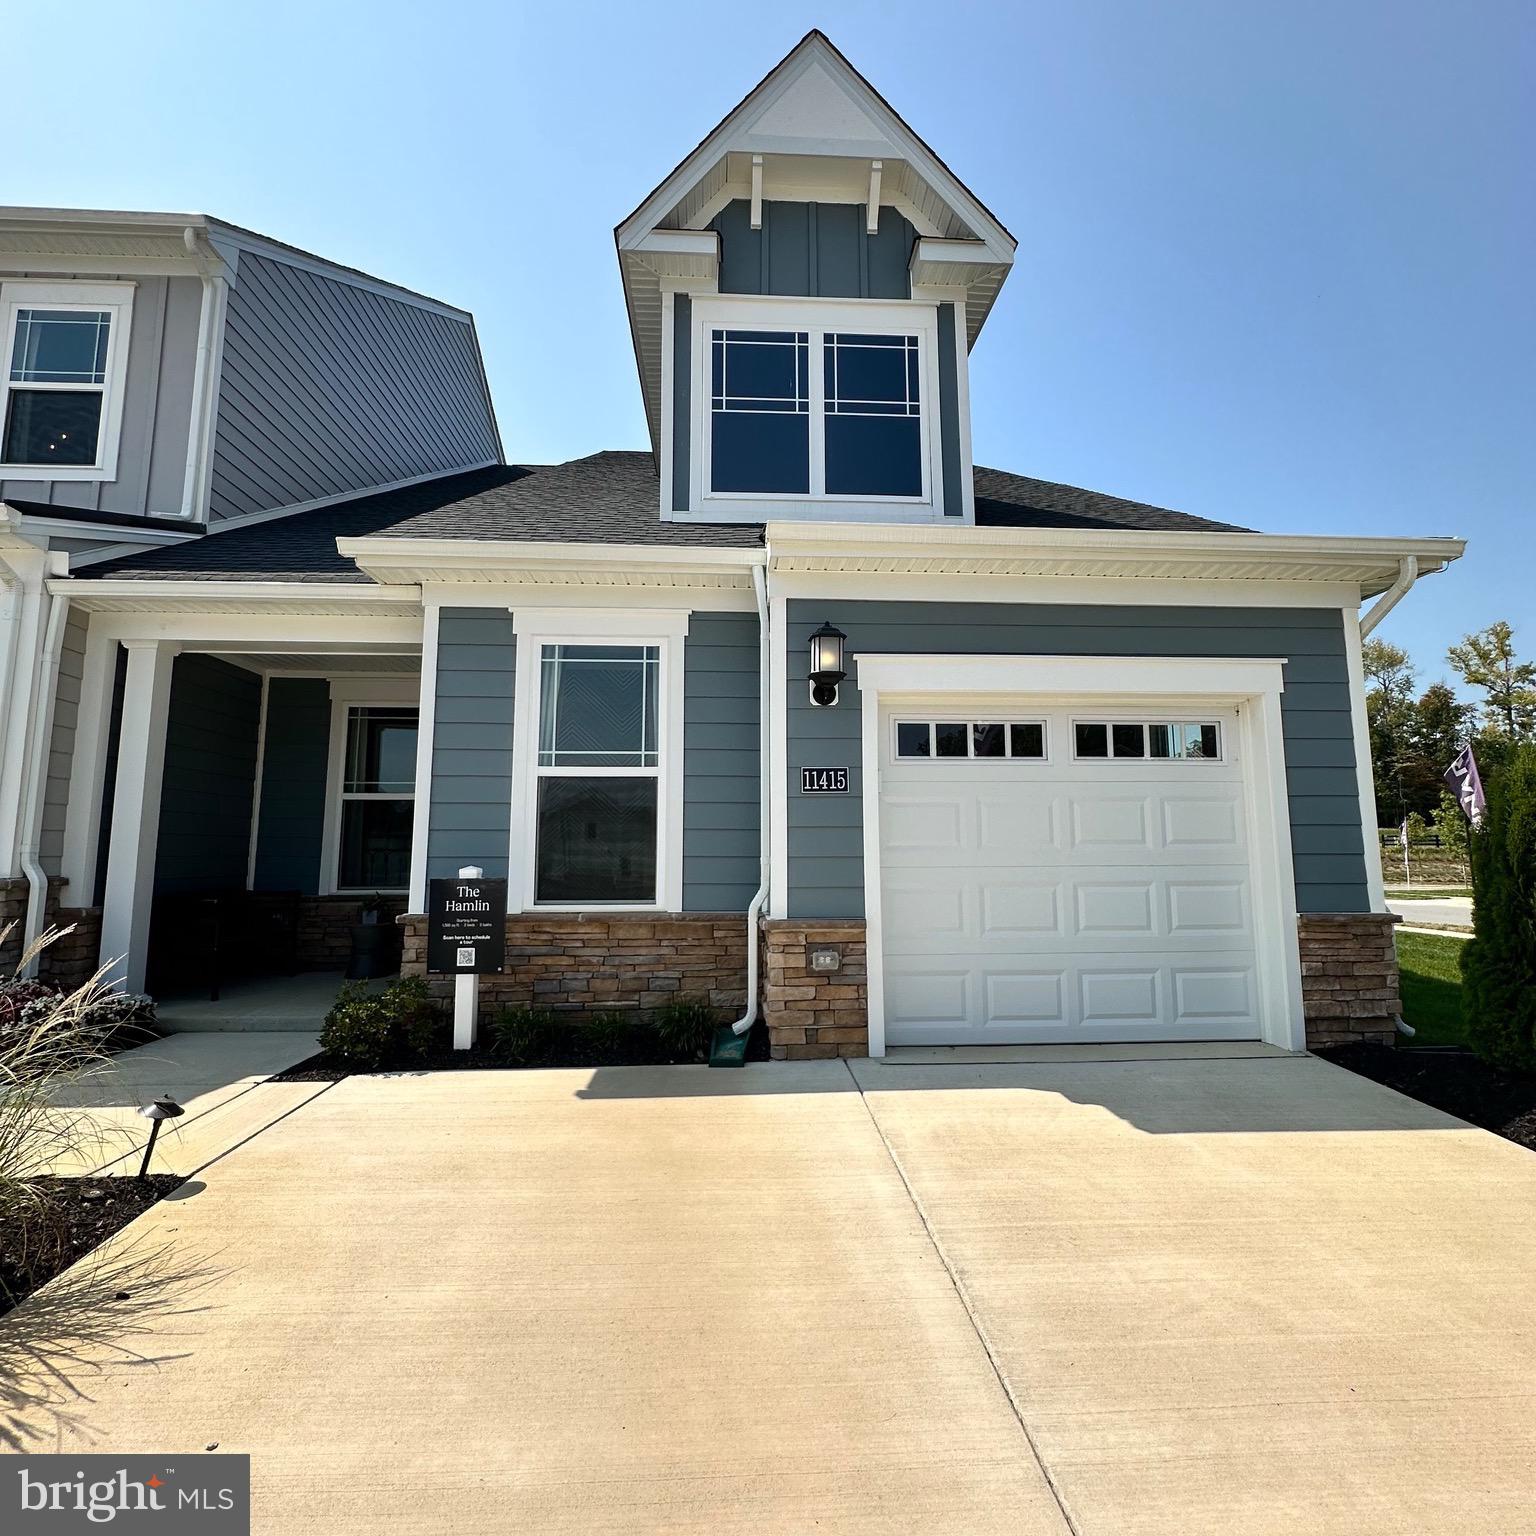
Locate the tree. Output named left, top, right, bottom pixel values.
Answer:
left=1430, top=787, right=1469, bottom=882
left=1401, top=682, right=1472, bottom=816
left=1363, top=639, right=1418, bottom=825
left=1461, top=744, right=1536, bottom=1074
left=1448, top=622, right=1536, bottom=743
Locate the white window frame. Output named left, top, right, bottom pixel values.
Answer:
left=0, top=280, right=135, bottom=482
left=690, top=294, right=940, bottom=521
left=319, top=681, right=421, bottom=895
left=509, top=609, right=688, bottom=914
left=1069, top=716, right=1225, bottom=764
left=891, top=716, right=1051, bottom=763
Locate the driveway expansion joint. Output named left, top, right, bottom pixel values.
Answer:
left=841, top=1058, right=1085, bottom=1536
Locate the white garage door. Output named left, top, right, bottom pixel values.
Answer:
left=878, top=704, right=1261, bottom=1046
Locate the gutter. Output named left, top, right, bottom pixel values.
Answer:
left=712, top=557, right=772, bottom=1064
left=1358, top=555, right=1420, bottom=637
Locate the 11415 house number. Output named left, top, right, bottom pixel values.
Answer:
left=801, top=766, right=849, bottom=793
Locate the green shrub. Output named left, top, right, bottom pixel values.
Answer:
left=488, top=1006, right=559, bottom=1065
left=319, top=976, right=437, bottom=1069
left=652, top=995, right=719, bottom=1058
left=1462, top=744, right=1536, bottom=1074
left=585, top=1009, right=638, bottom=1057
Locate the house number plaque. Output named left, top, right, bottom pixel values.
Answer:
left=800, top=766, right=850, bottom=793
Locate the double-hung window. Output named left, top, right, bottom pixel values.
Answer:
left=700, top=300, right=934, bottom=508
left=534, top=645, right=661, bottom=904
left=0, top=282, right=134, bottom=480
left=336, top=706, right=418, bottom=890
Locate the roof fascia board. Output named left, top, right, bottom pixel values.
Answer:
left=50, top=577, right=421, bottom=605
left=338, top=535, right=765, bottom=581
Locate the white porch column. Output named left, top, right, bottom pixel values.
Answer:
left=59, top=620, right=118, bottom=907
left=98, top=639, right=178, bottom=993
left=0, top=542, right=50, bottom=878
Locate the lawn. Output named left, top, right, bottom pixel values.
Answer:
left=1396, top=929, right=1467, bottom=1048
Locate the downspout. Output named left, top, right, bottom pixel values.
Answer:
left=1358, top=555, right=1419, bottom=637
left=719, top=557, right=771, bottom=1051
left=18, top=578, right=68, bottom=974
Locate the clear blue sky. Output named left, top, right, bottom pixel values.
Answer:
left=10, top=0, right=1530, bottom=690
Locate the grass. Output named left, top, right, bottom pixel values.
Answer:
left=1385, top=887, right=1473, bottom=901
left=1396, top=929, right=1467, bottom=1048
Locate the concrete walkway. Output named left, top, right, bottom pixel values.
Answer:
left=6, top=1052, right=1536, bottom=1533
left=43, top=1030, right=322, bottom=1176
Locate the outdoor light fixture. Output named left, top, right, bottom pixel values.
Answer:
left=808, top=621, right=847, bottom=707
left=136, top=1095, right=184, bottom=1179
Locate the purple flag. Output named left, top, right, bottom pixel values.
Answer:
left=1444, top=743, right=1486, bottom=827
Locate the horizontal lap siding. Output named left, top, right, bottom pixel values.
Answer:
left=785, top=600, right=1368, bottom=919
left=155, top=655, right=261, bottom=892
left=427, top=609, right=513, bottom=881
left=252, top=678, right=331, bottom=893
left=684, top=613, right=759, bottom=911
left=209, top=252, right=498, bottom=520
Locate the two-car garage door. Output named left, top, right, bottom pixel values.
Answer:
left=879, top=703, right=1261, bottom=1046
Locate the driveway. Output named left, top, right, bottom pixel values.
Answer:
left=5, top=1052, right=1535, bottom=1533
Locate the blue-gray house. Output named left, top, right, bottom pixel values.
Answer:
left=6, top=32, right=1462, bottom=1058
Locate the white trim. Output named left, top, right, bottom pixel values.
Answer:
left=0, top=280, right=135, bottom=483
left=200, top=460, right=501, bottom=534
left=688, top=293, right=941, bottom=521
left=1342, top=606, right=1387, bottom=910
left=10, top=515, right=199, bottom=547
left=507, top=615, right=687, bottom=914
left=97, top=639, right=178, bottom=992
left=58, top=618, right=115, bottom=903
left=767, top=587, right=790, bottom=919
left=408, top=602, right=441, bottom=910
left=319, top=680, right=420, bottom=896
left=853, top=651, right=1304, bottom=1057
left=245, top=671, right=270, bottom=890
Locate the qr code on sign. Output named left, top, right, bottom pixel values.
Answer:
left=456, top=946, right=476, bottom=967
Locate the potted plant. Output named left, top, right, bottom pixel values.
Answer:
left=346, top=894, right=397, bottom=980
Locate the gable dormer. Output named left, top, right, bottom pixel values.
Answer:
left=615, top=31, right=1015, bottom=525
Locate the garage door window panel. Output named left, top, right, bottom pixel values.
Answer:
left=894, top=719, right=1048, bottom=762
left=1075, top=720, right=1222, bottom=762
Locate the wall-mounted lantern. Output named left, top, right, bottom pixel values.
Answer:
left=808, top=621, right=847, bottom=708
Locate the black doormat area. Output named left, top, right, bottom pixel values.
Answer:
left=0, top=1175, right=184, bottom=1320
left=274, top=1023, right=772, bottom=1081
left=1317, top=1043, right=1536, bottom=1152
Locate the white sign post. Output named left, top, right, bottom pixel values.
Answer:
left=454, top=864, right=483, bottom=1050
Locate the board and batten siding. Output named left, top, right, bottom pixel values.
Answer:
left=251, top=678, right=332, bottom=894
left=0, top=273, right=201, bottom=518
left=784, top=600, right=1371, bottom=920
left=423, top=609, right=761, bottom=909
left=209, top=252, right=499, bottom=521
left=683, top=612, right=760, bottom=910
left=426, top=609, right=516, bottom=882
left=154, top=655, right=262, bottom=893
left=38, top=608, right=90, bottom=879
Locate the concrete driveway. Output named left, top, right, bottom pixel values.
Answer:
left=5, top=1051, right=1535, bottom=1533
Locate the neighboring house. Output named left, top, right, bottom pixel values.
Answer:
left=8, top=32, right=1462, bottom=1060
left=0, top=206, right=501, bottom=972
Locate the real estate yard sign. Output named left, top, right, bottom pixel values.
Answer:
left=427, top=876, right=507, bottom=975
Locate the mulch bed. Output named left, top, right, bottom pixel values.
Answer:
left=0, top=1175, right=184, bottom=1320
left=275, top=1023, right=771, bottom=1081
left=1317, top=1043, right=1536, bottom=1152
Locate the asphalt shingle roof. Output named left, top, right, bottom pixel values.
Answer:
left=78, top=451, right=1245, bottom=582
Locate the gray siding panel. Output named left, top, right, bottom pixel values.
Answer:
left=427, top=608, right=514, bottom=882
left=1, top=273, right=200, bottom=518
left=683, top=613, right=760, bottom=911
left=671, top=293, right=691, bottom=512
left=713, top=200, right=913, bottom=299
left=39, top=608, right=90, bottom=880
left=209, top=251, right=499, bottom=521
left=785, top=601, right=1369, bottom=920
left=252, top=678, right=331, bottom=893
left=155, top=656, right=261, bottom=893
left=936, top=302, right=963, bottom=517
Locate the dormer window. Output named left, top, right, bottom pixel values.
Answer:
left=692, top=296, right=937, bottom=516
left=0, top=280, right=134, bottom=482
